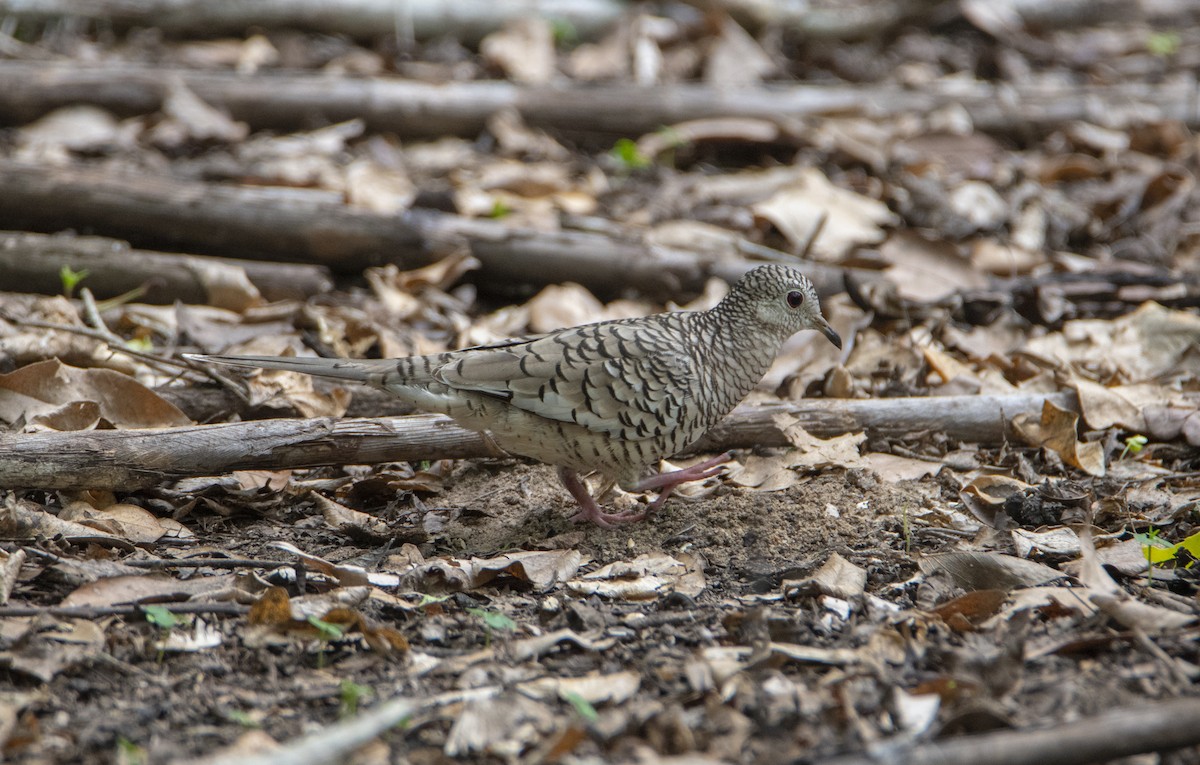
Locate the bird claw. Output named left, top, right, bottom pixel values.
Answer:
left=559, top=453, right=734, bottom=528
left=569, top=505, right=648, bottom=528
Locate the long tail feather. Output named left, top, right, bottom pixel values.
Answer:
left=184, top=353, right=397, bottom=384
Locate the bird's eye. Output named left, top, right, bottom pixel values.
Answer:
left=786, top=290, right=804, bottom=308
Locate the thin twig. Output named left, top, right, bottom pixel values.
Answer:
left=0, top=603, right=249, bottom=618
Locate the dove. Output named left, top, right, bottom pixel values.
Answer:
left=187, top=265, right=841, bottom=527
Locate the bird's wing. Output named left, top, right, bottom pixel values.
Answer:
left=434, top=319, right=694, bottom=441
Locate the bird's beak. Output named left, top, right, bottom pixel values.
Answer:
left=815, top=316, right=842, bottom=350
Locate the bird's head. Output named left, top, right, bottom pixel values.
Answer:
left=723, top=265, right=842, bottom=349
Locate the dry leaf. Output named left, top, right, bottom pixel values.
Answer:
left=1013, top=399, right=1106, bottom=477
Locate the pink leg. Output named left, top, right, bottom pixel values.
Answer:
left=559, top=452, right=733, bottom=528
left=635, top=451, right=733, bottom=514
left=558, top=466, right=649, bottom=528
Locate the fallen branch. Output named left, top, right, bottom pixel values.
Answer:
left=184, top=686, right=501, bottom=765
left=0, top=393, right=1079, bottom=491
left=819, top=696, right=1200, bottom=765
left=0, top=231, right=333, bottom=306
left=1, top=61, right=1199, bottom=137
left=0, top=0, right=624, bottom=42
left=0, top=160, right=852, bottom=298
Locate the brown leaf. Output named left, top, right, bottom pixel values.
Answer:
left=1013, top=399, right=1106, bottom=477
left=0, top=359, right=191, bottom=430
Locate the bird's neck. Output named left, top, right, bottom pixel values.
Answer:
left=690, top=305, right=790, bottom=409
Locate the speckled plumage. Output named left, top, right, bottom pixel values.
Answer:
left=189, top=265, right=841, bottom=527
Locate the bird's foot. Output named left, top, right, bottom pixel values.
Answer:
left=633, top=451, right=735, bottom=519
left=568, top=503, right=648, bottom=528
left=557, top=465, right=649, bottom=528
left=557, top=454, right=733, bottom=528
left=634, top=451, right=734, bottom=494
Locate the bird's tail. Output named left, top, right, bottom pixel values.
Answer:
left=184, top=353, right=401, bottom=386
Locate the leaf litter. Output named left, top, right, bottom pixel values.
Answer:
left=1, top=9, right=1200, bottom=765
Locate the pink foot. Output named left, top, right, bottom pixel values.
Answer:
left=557, top=453, right=733, bottom=528
left=558, top=466, right=648, bottom=528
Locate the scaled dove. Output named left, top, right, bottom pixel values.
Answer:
left=188, top=265, right=841, bottom=527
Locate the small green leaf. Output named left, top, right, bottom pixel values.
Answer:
left=143, top=605, right=179, bottom=630
left=223, top=709, right=260, bottom=728
left=59, top=264, right=89, bottom=297
left=488, top=198, right=512, bottom=219
left=123, top=336, right=155, bottom=353
left=1124, top=434, right=1148, bottom=455
left=610, top=138, right=650, bottom=170
left=307, top=616, right=345, bottom=641
left=466, top=607, right=517, bottom=632
left=1147, top=31, right=1180, bottom=57
left=1136, top=529, right=1178, bottom=564
left=339, top=679, right=372, bottom=717
left=550, top=19, right=578, bottom=46
left=116, top=736, right=146, bottom=765
left=562, top=691, right=598, bottom=723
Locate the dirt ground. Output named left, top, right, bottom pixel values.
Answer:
left=3, top=3, right=1200, bottom=765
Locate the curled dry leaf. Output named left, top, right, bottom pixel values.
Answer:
left=0, top=497, right=129, bottom=549
left=313, top=493, right=394, bottom=541
left=862, top=453, right=943, bottom=483
left=918, top=551, right=1066, bottom=591
left=783, top=552, right=867, bottom=602
left=1012, top=527, right=1082, bottom=558
left=480, top=17, right=556, bottom=84
left=60, top=573, right=236, bottom=608
left=402, top=550, right=587, bottom=594
left=1024, top=302, right=1200, bottom=382
left=521, top=669, right=641, bottom=705
left=271, top=542, right=401, bottom=588
left=60, top=501, right=194, bottom=544
left=568, top=552, right=702, bottom=600
left=753, top=167, right=898, bottom=261
left=0, top=548, right=24, bottom=604
left=0, top=358, right=191, bottom=431
left=1013, top=399, right=1106, bottom=477
left=960, top=474, right=1034, bottom=527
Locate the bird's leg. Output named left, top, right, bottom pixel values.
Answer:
left=634, top=451, right=734, bottom=513
left=558, top=466, right=650, bottom=528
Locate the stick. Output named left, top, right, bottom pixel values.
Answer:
left=818, top=697, right=1200, bottom=765
left=0, top=393, right=1080, bottom=491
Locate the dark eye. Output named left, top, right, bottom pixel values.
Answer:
left=786, top=290, right=804, bottom=308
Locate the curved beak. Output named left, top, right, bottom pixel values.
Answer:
left=814, top=315, right=842, bottom=350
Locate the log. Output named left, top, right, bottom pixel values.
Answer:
left=0, top=0, right=624, bottom=43
left=0, top=161, right=853, bottom=299
left=0, top=231, right=333, bottom=305
left=820, top=697, right=1200, bottom=765
left=0, top=393, right=1079, bottom=491
left=1, top=61, right=1199, bottom=137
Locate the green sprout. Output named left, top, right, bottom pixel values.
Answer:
left=307, top=616, right=345, bottom=668
left=610, top=138, right=650, bottom=170
left=562, top=691, right=598, bottom=723
left=339, top=680, right=373, bottom=718
left=116, top=736, right=146, bottom=765
left=1134, top=527, right=1174, bottom=582
left=143, top=605, right=179, bottom=664
left=223, top=709, right=260, bottom=728
left=1120, top=434, right=1149, bottom=460
left=59, top=264, right=89, bottom=298
left=1147, top=31, right=1180, bottom=57
left=466, top=606, right=517, bottom=646
left=550, top=19, right=578, bottom=47
left=488, top=198, right=512, bottom=219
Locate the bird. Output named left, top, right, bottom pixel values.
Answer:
left=186, top=265, right=841, bottom=528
